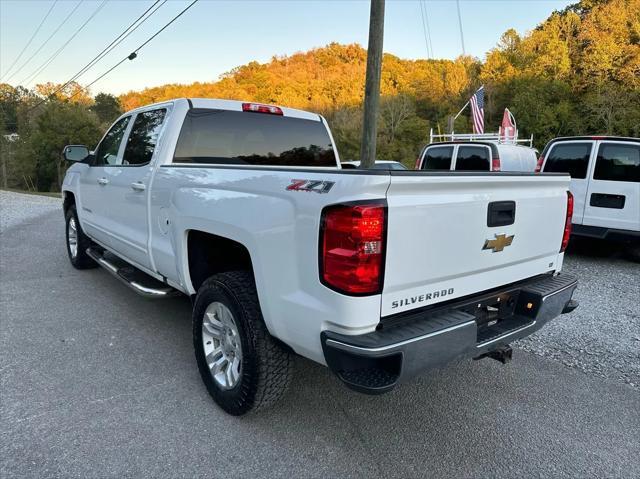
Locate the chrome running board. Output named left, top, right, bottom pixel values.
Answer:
left=86, top=247, right=179, bottom=299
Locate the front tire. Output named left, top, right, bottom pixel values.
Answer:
left=65, top=205, right=97, bottom=269
left=193, top=271, right=293, bottom=416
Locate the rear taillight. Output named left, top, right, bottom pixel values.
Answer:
left=492, top=157, right=501, bottom=171
left=535, top=155, right=544, bottom=173
left=320, top=202, right=386, bottom=295
left=414, top=157, right=422, bottom=170
left=560, top=191, right=574, bottom=252
left=242, top=102, right=283, bottom=115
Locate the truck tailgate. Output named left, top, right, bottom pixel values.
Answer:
left=382, top=173, right=570, bottom=316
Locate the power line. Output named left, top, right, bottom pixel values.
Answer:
left=67, top=1, right=165, bottom=84
left=418, top=0, right=433, bottom=59
left=455, top=0, right=466, bottom=56
left=39, top=0, right=167, bottom=103
left=0, top=0, right=59, bottom=81
left=4, top=0, right=85, bottom=83
left=31, top=0, right=200, bottom=110
left=21, top=0, right=110, bottom=87
left=422, top=0, right=434, bottom=58
left=44, top=0, right=166, bottom=99
left=129, top=0, right=199, bottom=56
left=45, top=0, right=168, bottom=99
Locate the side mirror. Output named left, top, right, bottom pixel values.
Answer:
left=63, top=145, right=90, bottom=162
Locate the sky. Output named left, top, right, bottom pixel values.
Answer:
left=0, top=0, right=575, bottom=95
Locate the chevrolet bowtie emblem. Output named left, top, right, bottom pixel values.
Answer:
left=483, top=234, right=514, bottom=252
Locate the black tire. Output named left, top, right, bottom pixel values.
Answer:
left=65, top=205, right=97, bottom=269
left=193, top=271, right=293, bottom=416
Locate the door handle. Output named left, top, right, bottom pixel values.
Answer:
left=131, top=181, right=146, bottom=192
left=97, top=178, right=109, bottom=186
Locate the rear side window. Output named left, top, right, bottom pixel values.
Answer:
left=173, top=109, right=336, bottom=167
left=123, top=109, right=167, bottom=166
left=543, top=143, right=591, bottom=178
left=455, top=146, right=490, bottom=171
left=593, top=143, right=640, bottom=183
left=422, top=146, right=453, bottom=170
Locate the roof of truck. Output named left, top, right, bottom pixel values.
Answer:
left=420, top=141, right=537, bottom=159
left=541, top=136, right=640, bottom=155
left=125, top=98, right=322, bottom=122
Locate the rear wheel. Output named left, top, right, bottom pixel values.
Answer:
left=193, top=271, right=293, bottom=415
left=65, top=205, right=97, bottom=269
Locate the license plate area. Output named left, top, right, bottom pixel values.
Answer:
left=461, top=291, right=534, bottom=344
left=465, top=291, right=518, bottom=325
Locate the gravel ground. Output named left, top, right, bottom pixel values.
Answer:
left=0, top=190, right=60, bottom=232
left=518, top=243, right=640, bottom=389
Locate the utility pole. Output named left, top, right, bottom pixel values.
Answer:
left=359, top=0, right=385, bottom=169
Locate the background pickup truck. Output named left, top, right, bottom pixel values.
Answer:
left=61, top=98, right=578, bottom=416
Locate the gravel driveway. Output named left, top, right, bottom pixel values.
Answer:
left=518, top=245, right=640, bottom=388
left=1, top=190, right=638, bottom=478
left=0, top=190, right=61, bottom=232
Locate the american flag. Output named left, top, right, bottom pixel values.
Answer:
left=469, top=86, right=485, bottom=134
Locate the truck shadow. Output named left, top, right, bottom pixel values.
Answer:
left=566, top=236, right=637, bottom=262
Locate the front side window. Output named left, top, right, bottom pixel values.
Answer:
left=94, top=116, right=130, bottom=166
left=422, top=146, right=453, bottom=170
left=455, top=146, right=490, bottom=171
left=122, top=109, right=167, bottom=166
left=593, top=143, right=640, bottom=183
left=543, top=143, right=591, bottom=179
left=173, top=109, right=336, bottom=167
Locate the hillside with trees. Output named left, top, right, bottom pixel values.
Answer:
left=1, top=0, right=638, bottom=191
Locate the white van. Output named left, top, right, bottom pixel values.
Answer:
left=416, top=141, right=538, bottom=172
left=539, top=136, right=639, bottom=253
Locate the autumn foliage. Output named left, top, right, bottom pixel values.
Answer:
left=1, top=0, right=639, bottom=190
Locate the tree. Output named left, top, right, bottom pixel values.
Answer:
left=21, top=101, right=102, bottom=191
left=380, top=94, right=415, bottom=144
left=34, top=81, right=92, bottom=105
left=91, top=93, right=123, bottom=125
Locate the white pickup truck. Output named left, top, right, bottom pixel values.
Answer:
left=61, top=98, right=578, bottom=415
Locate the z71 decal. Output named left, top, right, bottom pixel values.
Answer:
left=286, top=179, right=335, bottom=194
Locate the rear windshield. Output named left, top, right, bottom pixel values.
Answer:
left=543, top=143, right=591, bottom=178
left=455, top=146, right=490, bottom=171
left=173, top=109, right=337, bottom=167
left=422, top=146, right=453, bottom=170
left=594, top=143, right=640, bottom=183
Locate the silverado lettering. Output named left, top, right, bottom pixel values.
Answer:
left=391, top=288, right=455, bottom=309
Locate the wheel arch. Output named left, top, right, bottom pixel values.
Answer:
left=185, top=229, right=256, bottom=293
left=62, top=190, right=75, bottom=214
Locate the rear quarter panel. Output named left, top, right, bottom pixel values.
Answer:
left=150, top=166, right=390, bottom=363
